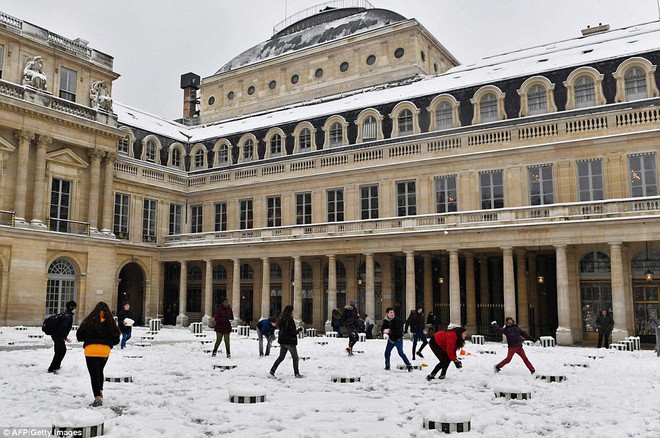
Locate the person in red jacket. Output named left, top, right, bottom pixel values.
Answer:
left=212, top=298, right=234, bottom=358
left=426, top=325, right=467, bottom=381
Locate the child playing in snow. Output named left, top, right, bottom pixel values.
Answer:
left=491, top=317, right=536, bottom=374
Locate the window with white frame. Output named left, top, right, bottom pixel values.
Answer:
left=172, top=148, right=181, bottom=168
left=575, top=76, right=596, bottom=108
left=194, top=149, right=205, bottom=169
left=398, top=109, right=414, bottom=136
left=396, top=181, right=416, bottom=216
left=45, top=258, right=76, bottom=317
left=435, top=102, right=453, bottom=130
left=114, top=193, right=130, bottom=238
left=628, top=153, right=658, bottom=197
left=528, top=164, right=554, bottom=205
left=577, top=159, right=604, bottom=201
left=299, top=128, right=311, bottom=152
left=218, top=145, right=229, bottom=165
left=239, top=199, right=253, bottom=229
left=624, top=67, right=648, bottom=101
left=296, top=192, right=312, bottom=225
left=435, top=175, right=457, bottom=213
left=363, top=116, right=377, bottom=141
left=329, top=122, right=343, bottom=147
left=480, top=93, right=498, bottom=122
left=49, top=178, right=71, bottom=233
left=145, top=140, right=157, bottom=162
left=360, top=185, right=379, bottom=220
left=243, top=139, right=254, bottom=162
left=480, top=170, right=504, bottom=209
left=214, top=202, right=227, bottom=231
left=59, top=66, right=77, bottom=102
left=270, top=134, right=282, bottom=157
left=527, top=85, right=547, bottom=115
left=169, top=203, right=182, bottom=235
left=191, top=205, right=203, bottom=233
left=327, top=189, right=344, bottom=222
left=143, top=198, right=157, bottom=242
left=267, top=196, right=281, bottom=227
left=117, top=137, right=129, bottom=154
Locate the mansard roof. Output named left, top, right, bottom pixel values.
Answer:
left=216, top=8, right=406, bottom=74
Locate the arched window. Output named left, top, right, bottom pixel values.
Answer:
left=270, top=134, right=282, bottom=157
left=243, top=139, right=254, bottom=162
left=240, top=264, right=254, bottom=280
left=517, top=77, right=556, bottom=117
left=172, top=148, right=181, bottom=168
left=480, top=93, right=498, bottom=123
left=363, top=116, right=377, bottom=141
left=579, top=251, right=611, bottom=275
left=329, top=122, right=343, bottom=147
left=299, top=128, right=311, bottom=152
left=146, top=140, right=157, bottom=162
left=613, top=57, right=659, bottom=103
left=45, top=258, right=77, bottom=316
left=575, top=76, right=596, bottom=108
left=564, top=67, right=606, bottom=110
left=428, top=94, right=460, bottom=131
left=356, top=109, right=384, bottom=142
left=398, top=109, right=413, bottom=136
left=194, top=149, right=205, bottom=169
left=527, top=84, right=547, bottom=115
left=218, top=145, right=229, bottom=165
left=624, top=67, right=647, bottom=101
left=213, top=264, right=227, bottom=280
left=435, top=102, right=453, bottom=130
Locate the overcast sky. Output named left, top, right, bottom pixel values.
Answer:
left=2, top=0, right=657, bottom=121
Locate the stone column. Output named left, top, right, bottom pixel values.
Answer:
left=365, top=253, right=375, bottom=318
left=100, top=152, right=116, bottom=234
left=405, top=251, right=415, bottom=315
left=202, top=259, right=213, bottom=327
left=609, top=242, right=629, bottom=341
left=440, top=255, right=449, bottom=304
left=327, top=254, right=337, bottom=325
left=30, top=135, right=51, bottom=226
left=293, top=255, right=302, bottom=314
left=479, top=254, right=490, bottom=305
left=232, top=258, right=241, bottom=321
left=502, top=247, right=516, bottom=320
left=449, top=249, right=461, bottom=325
left=515, top=249, right=530, bottom=331
left=423, top=254, right=433, bottom=313
left=261, top=257, right=270, bottom=319
left=13, top=130, right=34, bottom=223
left=176, top=261, right=189, bottom=326
left=0, top=268, right=9, bottom=324
left=465, top=251, right=476, bottom=334
left=555, top=245, right=573, bottom=345
left=86, top=148, right=104, bottom=233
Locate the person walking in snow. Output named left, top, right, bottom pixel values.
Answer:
left=364, top=314, right=374, bottom=339
left=595, top=308, right=614, bottom=349
left=47, top=300, right=76, bottom=373
left=331, top=308, right=343, bottom=337
left=117, top=301, right=134, bottom=349
left=382, top=307, right=413, bottom=371
left=342, top=300, right=359, bottom=355
left=212, top=298, right=234, bottom=358
left=269, top=305, right=304, bottom=378
left=76, top=302, right=120, bottom=407
left=405, top=304, right=428, bottom=360
left=256, top=316, right=277, bottom=356
left=426, top=325, right=467, bottom=381
left=492, top=317, right=536, bottom=374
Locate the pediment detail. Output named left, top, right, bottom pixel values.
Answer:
left=0, top=136, right=16, bottom=153
left=46, top=148, right=88, bottom=169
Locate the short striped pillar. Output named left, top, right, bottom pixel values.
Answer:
left=540, top=336, right=556, bottom=347
left=536, top=374, right=567, bottom=383
left=237, top=325, right=250, bottom=336
left=52, top=411, right=104, bottom=437
left=190, top=322, right=203, bottom=334
left=104, top=376, right=133, bottom=383
left=470, top=335, right=484, bottom=345
left=325, top=331, right=338, bottom=338
left=149, top=318, right=162, bottom=333
left=624, top=336, right=641, bottom=351
left=564, top=362, right=589, bottom=368
left=306, top=328, right=317, bottom=338
left=423, top=419, right=471, bottom=433
left=331, top=374, right=361, bottom=383
left=358, top=333, right=366, bottom=342
left=494, top=391, right=532, bottom=400
left=228, top=385, right=266, bottom=404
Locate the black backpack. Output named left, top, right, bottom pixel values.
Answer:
left=42, top=312, right=65, bottom=335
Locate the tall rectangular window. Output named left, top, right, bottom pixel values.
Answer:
left=296, top=192, right=312, bottom=225
left=49, top=178, right=71, bottom=232
left=435, top=175, right=457, bottom=213
left=143, top=198, right=157, bottom=242
left=299, top=129, right=311, bottom=152
left=396, top=181, right=416, bottom=216
left=114, top=193, right=130, bottom=238
left=59, top=66, right=77, bottom=102
left=327, top=189, right=344, bottom=222
left=214, top=202, right=227, bottom=232
left=360, top=185, right=379, bottom=220
left=240, top=199, right=253, bottom=229
left=363, top=117, right=377, bottom=141
left=169, top=204, right=182, bottom=235
left=629, top=153, right=658, bottom=197
left=266, top=196, right=281, bottom=227
left=528, top=164, right=554, bottom=205
left=0, top=44, right=4, bottom=79
left=117, top=137, right=129, bottom=155
left=577, top=159, right=604, bottom=201
left=191, top=205, right=203, bottom=233
left=480, top=170, right=504, bottom=209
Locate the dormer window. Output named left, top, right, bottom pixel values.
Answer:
left=480, top=93, right=498, bottom=122
left=172, top=148, right=181, bottom=168
left=270, top=134, right=282, bottom=157
left=575, top=76, right=596, bottom=108
left=624, top=67, right=647, bottom=101
left=527, top=85, right=547, bottom=115
left=329, top=122, right=343, bottom=147
left=146, top=140, right=157, bottom=162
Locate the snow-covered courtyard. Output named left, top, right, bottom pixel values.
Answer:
left=1, top=325, right=658, bottom=437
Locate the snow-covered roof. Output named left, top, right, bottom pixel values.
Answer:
left=113, top=102, right=190, bottom=143
left=215, top=8, right=406, bottom=74
left=116, top=20, right=660, bottom=144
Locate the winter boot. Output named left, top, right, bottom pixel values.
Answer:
left=494, top=365, right=501, bottom=373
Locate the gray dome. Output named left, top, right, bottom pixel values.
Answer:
left=216, top=8, right=406, bottom=74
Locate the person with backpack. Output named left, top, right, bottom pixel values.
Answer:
left=342, top=300, right=360, bottom=355
left=76, top=302, right=120, bottom=407
left=426, top=325, right=467, bottom=381
left=117, top=301, right=134, bottom=349
left=47, top=300, right=77, bottom=374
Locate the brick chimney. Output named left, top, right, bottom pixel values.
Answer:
left=180, top=72, right=200, bottom=119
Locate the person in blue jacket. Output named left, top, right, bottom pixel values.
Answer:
left=257, top=316, right=277, bottom=356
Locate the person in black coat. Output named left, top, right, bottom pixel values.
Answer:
left=595, top=308, right=614, bottom=348
left=117, top=301, right=134, bottom=349
left=76, top=302, right=121, bottom=407
left=48, top=300, right=77, bottom=373
left=491, top=317, right=536, bottom=374
left=382, top=307, right=413, bottom=371
left=405, top=304, right=428, bottom=360
left=269, top=305, right=304, bottom=378
left=342, top=300, right=359, bottom=355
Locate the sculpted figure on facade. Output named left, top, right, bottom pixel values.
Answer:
left=90, top=80, right=113, bottom=112
left=22, top=56, right=48, bottom=90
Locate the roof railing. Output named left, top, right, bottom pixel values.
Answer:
left=273, top=0, right=374, bottom=35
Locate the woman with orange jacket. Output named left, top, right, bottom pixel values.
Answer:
left=426, top=326, right=467, bottom=381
